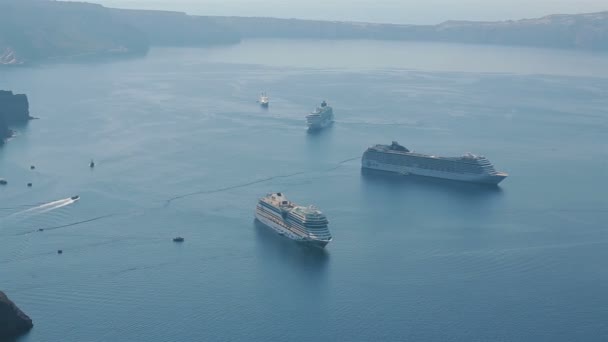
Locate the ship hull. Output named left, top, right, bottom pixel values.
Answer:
left=362, top=160, right=507, bottom=185
left=306, top=108, right=333, bottom=130
left=306, top=118, right=333, bottom=130
left=255, top=210, right=330, bottom=248
left=301, top=239, right=330, bottom=248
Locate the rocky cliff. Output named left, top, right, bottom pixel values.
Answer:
left=209, top=11, right=608, bottom=51
left=0, top=0, right=149, bottom=65
left=0, top=90, right=30, bottom=144
left=0, top=0, right=239, bottom=66
left=0, top=117, right=11, bottom=144
left=110, top=9, right=240, bottom=47
left=0, top=291, right=33, bottom=339
left=1, top=0, right=607, bottom=66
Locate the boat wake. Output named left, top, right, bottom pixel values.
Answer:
left=164, top=171, right=307, bottom=206
left=164, top=155, right=360, bottom=206
left=6, top=197, right=80, bottom=219
left=15, top=214, right=117, bottom=236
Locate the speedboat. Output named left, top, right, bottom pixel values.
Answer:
left=71, top=195, right=80, bottom=200
left=173, top=237, right=185, bottom=242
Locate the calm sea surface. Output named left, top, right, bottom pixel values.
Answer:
left=1, top=40, right=607, bottom=341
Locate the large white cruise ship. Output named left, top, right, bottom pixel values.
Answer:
left=306, top=101, right=333, bottom=130
left=362, top=141, right=508, bottom=185
left=255, top=193, right=332, bottom=248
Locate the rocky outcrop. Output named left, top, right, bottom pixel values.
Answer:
left=0, top=291, right=33, bottom=339
left=0, top=116, right=11, bottom=144
left=0, top=91, right=30, bottom=123
left=0, top=90, right=30, bottom=144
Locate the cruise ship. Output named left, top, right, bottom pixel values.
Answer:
left=259, top=92, right=269, bottom=107
left=306, top=101, right=333, bottom=130
left=255, top=193, right=332, bottom=248
left=362, top=141, right=508, bottom=185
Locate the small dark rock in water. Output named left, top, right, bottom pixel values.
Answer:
left=30, top=165, right=35, bottom=170
left=27, top=183, right=32, bottom=187
left=0, top=291, right=33, bottom=339
left=57, top=250, right=62, bottom=254
left=173, top=237, right=185, bottom=242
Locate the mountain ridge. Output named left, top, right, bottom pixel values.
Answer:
left=0, top=1, right=607, bottom=66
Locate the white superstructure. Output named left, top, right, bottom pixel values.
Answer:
left=259, top=92, right=269, bottom=107
left=306, top=101, right=333, bottom=130
left=255, top=192, right=332, bottom=248
left=362, top=141, right=508, bottom=185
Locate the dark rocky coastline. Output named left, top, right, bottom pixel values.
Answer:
left=0, top=291, right=33, bottom=339
left=0, top=90, right=31, bottom=145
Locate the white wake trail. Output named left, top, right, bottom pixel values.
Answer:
left=7, top=197, right=78, bottom=218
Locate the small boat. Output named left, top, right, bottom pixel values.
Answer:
left=57, top=249, right=63, bottom=254
left=30, top=165, right=36, bottom=170
left=0, top=179, right=7, bottom=185
left=38, top=228, right=44, bottom=232
left=27, top=183, right=32, bottom=187
left=90, top=160, right=95, bottom=168
left=71, top=195, right=80, bottom=200
left=258, top=92, right=269, bottom=107
left=172, top=237, right=185, bottom=242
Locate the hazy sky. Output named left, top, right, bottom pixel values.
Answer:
left=94, top=0, right=608, bottom=24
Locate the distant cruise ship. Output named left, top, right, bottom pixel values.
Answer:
left=255, top=192, right=332, bottom=248
left=362, top=141, right=508, bottom=185
left=306, top=100, right=333, bottom=130
left=259, top=92, right=269, bottom=107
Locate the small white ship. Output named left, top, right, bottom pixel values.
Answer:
left=306, top=100, right=333, bottom=130
left=255, top=192, right=332, bottom=248
left=259, top=92, right=269, bottom=107
left=362, top=141, right=508, bottom=185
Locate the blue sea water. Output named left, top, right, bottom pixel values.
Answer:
left=1, top=40, right=608, bottom=341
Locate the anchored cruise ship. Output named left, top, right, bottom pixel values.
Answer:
left=255, top=193, right=332, bottom=248
left=306, top=101, right=333, bottom=130
left=362, top=141, right=508, bottom=185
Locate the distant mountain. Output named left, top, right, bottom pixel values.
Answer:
left=0, top=0, right=239, bottom=65
left=0, top=0, right=606, bottom=66
left=209, top=11, right=608, bottom=50
left=109, top=9, right=240, bottom=47
left=0, top=0, right=149, bottom=65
